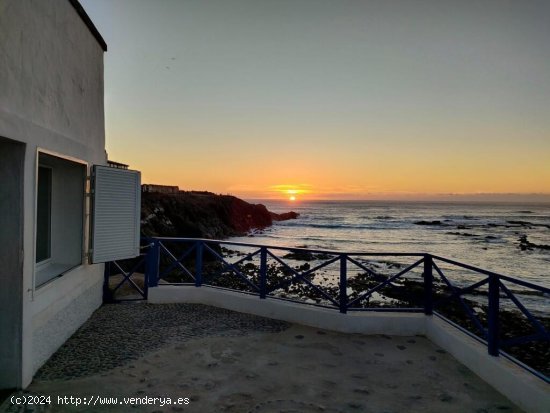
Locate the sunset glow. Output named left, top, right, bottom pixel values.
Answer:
left=80, top=0, right=550, bottom=202
left=289, top=195, right=296, bottom=202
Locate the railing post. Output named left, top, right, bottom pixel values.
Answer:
left=339, top=254, right=348, bottom=314
left=146, top=240, right=160, bottom=288
left=195, top=241, right=203, bottom=287
left=423, top=254, right=433, bottom=315
left=488, top=274, right=500, bottom=356
left=259, top=247, right=267, bottom=299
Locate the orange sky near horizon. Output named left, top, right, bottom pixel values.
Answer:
left=109, top=120, right=550, bottom=200
left=114, top=133, right=550, bottom=201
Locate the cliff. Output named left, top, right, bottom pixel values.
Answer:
left=141, top=191, right=298, bottom=239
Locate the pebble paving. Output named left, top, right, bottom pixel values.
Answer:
left=35, top=303, right=289, bottom=381
left=1, top=303, right=526, bottom=413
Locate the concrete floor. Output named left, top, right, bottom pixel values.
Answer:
left=2, top=304, right=522, bottom=413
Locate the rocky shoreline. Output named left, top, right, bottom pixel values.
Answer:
left=141, top=191, right=298, bottom=239
left=414, top=218, right=550, bottom=252
left=518, top=234, right=550, bottom=251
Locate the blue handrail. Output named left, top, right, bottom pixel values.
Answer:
left=138, top=236, right=550, bottom=382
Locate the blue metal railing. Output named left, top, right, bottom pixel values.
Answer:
left=103, top=253, right=148, bottom=302
left=137, top=237, right=550, bottom=381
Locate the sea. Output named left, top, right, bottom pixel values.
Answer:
left=230, top=201, right=550, bottom=308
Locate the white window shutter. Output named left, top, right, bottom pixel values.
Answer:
left=91, top=165, right=141, bottom=263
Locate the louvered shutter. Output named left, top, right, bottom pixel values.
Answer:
left=90, top=165, right=141, bottom=263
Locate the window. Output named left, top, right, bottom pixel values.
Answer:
left=35, top=152, right=86, bottom=287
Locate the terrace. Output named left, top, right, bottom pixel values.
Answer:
left=7, top=304, right=521, bottom=413
left=2, top=238, right=548, bottom=412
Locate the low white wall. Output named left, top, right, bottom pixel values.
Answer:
left=148, top=285, right=425, bottom=336
left=149, top=285, right=550, bottom=413
left=425, top=317, right=549, bottom=413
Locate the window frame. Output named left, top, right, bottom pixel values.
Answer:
left=33, top=148, right=89, bottom=291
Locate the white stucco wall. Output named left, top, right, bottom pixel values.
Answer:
left=0, top=0, right=107, bottom=387
left=149, top=285, right=427, bottom=336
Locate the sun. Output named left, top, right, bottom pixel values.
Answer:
left=271, top=185, right=311, bottom=201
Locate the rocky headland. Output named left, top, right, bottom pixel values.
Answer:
left=141, top=190, right=298, bottom=239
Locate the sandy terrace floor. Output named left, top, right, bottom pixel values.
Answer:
left=2, top=303, right=521, bottom=413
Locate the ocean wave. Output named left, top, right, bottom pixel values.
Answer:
left=276, top=221, right=407, bottom=230
left=241, top=201, right=550, bottom=288
left=277, top=222, right=353, bottom=229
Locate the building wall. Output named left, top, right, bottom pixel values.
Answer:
left=0, top=0, right=107, bottom=387
left=0, top=0, right=105, bottom=147
left=142, top=184, right=180, bottom=194
left=0, top=138, right=25, bottom=389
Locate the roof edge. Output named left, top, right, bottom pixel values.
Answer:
left=68, top=0, right=108, bottom=52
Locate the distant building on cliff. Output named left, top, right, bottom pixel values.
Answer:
left=0, top=0, right=141, bottom=389
left=107, top=160, right=129, bottom=170
left=142, top=184, right=180, bottom=194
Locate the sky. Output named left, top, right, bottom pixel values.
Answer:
left=80, top=0, right=550, bottom=201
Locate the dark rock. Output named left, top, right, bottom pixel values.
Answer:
left=508, top=220, right=550, bottom=229
left=447, top=232, right=476, bottom=237
left=271, top=211, right=299, bottom=221
left=283, top=250, right=316, bottom=261
left=141, top=191, right=296, bottom=239
left=518, top=235, right=550, bottom=251
left=315, top=253, right=333, bottom=260
left=414, top=220, right=445, bottom=226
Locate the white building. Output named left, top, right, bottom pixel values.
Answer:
left=142, top=184, right=180, bottom=194
left=0, top=0, right=140, bottom=389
